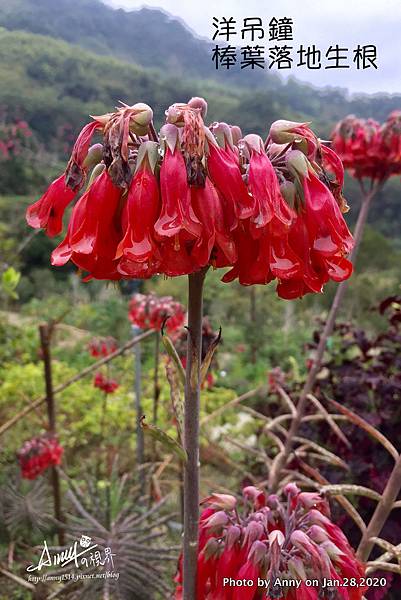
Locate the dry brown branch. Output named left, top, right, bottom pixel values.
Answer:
left=358, top=454, right=401, bottom=561
left=294, top=437, right=349, bottom=470
left=324, top=397, right=399, bottom=461
left=0, top=564, right=35, bottom=590
left=275, top=384, right=297, bottom=416
left=306, top=393, right=350, bottom=448
left=321, top=484, right=382, bottom=502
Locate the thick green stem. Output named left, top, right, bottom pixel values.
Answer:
left=183, top=268, right=207, bottom=600
left=268, top=182, right=380, bottom=492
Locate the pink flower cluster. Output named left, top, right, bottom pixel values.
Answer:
left=175, top=484, right=367, bottom=600
left=128, top=292, right=186, bottom=333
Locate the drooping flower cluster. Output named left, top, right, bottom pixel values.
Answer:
left=17, top=435, right=63, bottom=480
left=26, top=98, right=354, bottom=298
left=128, top=292, right=186, bottom=333
left=332, top=111, right=401, bottom=181
left=175, top=484, right=367, bottom=600
left=93, top=371, right=119, bottom=394
left=88, top=336, right=118, bottom=357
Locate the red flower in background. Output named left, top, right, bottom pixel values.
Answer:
left=93, top=372, right=119, bottom=394
left=129, top=292, right=186, bottom=334
left=175, top=484, right=367, bottom=600
left=331, top=113, right=401, bottom=181
left=88, top=337, right=118, bottom=358
left=379, top=110, right=401, bottom=174
left=18, top=435, right=63, bottom=479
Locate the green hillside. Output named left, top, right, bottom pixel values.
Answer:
left=0, top=0, right=401, bottom=240
left=0, top=27, right=247, bottom=141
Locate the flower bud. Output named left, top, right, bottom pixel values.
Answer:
left=209, top=122, right=233, bottom=150
left=290, top=530, right=318, bottom=557
left=266, top=494, right=279, bottom=509
left=279, top=182, right=298, bottom=210
left=306, top=509, right=331, bottom=528
left=135, top=141, right=159, bottom=174
left=297, top=492, right=326, bottom=511
left=308, top=525, right=329, bottom=544
left=165, top=103, right=186, bottom=126
left=286, top=149, right=309, bottom=179
left=320, top=540, right=344, bottom=560
left=230, top=125, right=243, bottom=146
left=87, top=163, right=105, bottom=189
left=243, top=486, right=266, bottom=509
left=90, top=112, right=113, bottom=126
left=283, top=482, right=300, bottom=497
left=188, top=96, right=208, bottom=119
left=159, top=124, right=179, bottom=153
left=243, top=520, right=264, bottom=546
left=83, top=143, right=103, bottom=169
left=133, top=124, right=150, bottom=137
left=268, top=529, right=285, bottom=547
left=242, top=134, right=264, bottom=154
left=270, top=119, right=309, bottom=144
left=226, top=525, right=241, bottom=549
left=204, top=510, right=229, bottom=531
left=201, top=493, right=237, bottom=511
left=203, top=537, right=221, bottom=560
left=248, top=540, right=266, bottom=565
left=130, top=102, right=153, bottom=129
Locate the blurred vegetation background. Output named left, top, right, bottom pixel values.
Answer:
left=0, top=2, right=400, bottom=597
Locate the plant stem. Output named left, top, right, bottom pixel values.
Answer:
left=250, top=287, right=257, bottom=364
left=39, top=323, right=65, bottom=546
left=96, top=389, right=109, bottom=481
left=183, top=267, right=207, bottom=600
left=357, top=453, right=401, bottom=561
left=153, top=333, right=161, bottom=425
left=133, top=326, right=145, bottom=495
left=268, top=181, right=381, bottom=492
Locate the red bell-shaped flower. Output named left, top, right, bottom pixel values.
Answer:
left=116, top=141, right=162, bottom=278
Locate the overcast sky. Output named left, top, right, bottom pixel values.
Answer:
left=105, top=0, right=401, bottom=95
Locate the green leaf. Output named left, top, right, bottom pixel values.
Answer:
left=165, top=360, right=184, bottom=443
left=1, top=267, right=21, bottom=299
left=140, top=416, right=187, bottom=462
left=161, top=328, right=186, bottom=386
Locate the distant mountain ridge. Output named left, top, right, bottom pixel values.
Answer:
left=2, top=0, right=401, bottom=126
left=0, top=0, right=277, bottom=88
left=0, top=0, right=400, bottom=241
